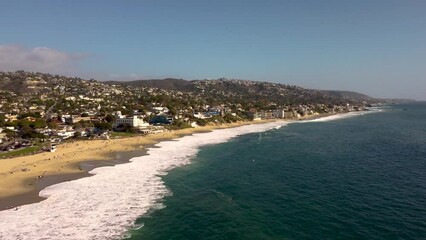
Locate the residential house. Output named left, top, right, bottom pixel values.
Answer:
left=57, top=130, right=76, bottom=139
left=193, top=112, right=210, bottom=119
left=63, top=116, right=92, bottom=124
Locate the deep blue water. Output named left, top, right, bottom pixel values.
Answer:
left=129, top=103, right=426, bottom=240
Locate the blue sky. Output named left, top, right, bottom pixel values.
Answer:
left=1, top=0, right=425, bottom=100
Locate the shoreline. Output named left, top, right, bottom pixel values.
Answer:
left=0, top=119, right=282, bottom=210
left=0, top=112, right=349, bottom=211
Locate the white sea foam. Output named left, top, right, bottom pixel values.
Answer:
left=300, top=110, right=378, bottom=123
left=0, top=121, right=287, bottom=240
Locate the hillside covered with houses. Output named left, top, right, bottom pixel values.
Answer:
left=0, top=71, right=374, bottom=157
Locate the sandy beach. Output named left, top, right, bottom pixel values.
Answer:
left=0, top=120, right=279, bottom=210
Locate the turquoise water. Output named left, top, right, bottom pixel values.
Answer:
left=129, top=103, right=426, bottom=240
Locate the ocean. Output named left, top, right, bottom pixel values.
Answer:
left=0, top=103, right=425, bottom=239
left=128, top=103, right=426, bottom=240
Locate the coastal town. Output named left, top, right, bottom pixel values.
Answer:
left=0, top=71, right=371, bottom=158
left=1, top=1, right=424, bottom=239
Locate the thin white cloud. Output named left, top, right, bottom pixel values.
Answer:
left=0, top=44, right=88, bottom=74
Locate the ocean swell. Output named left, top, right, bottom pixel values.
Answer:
left=0, top=121, right=286, bottom=240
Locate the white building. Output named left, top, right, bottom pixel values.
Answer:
left=114, top=116, right=149, bottom=129
left=152, top=107, right=169, bottom=115
left=0, top=132, right=6, bottom=143
left=284, top=112, right=293, bottom=118
left=57, top=130, right=76, bottom=139
left=275, top=109, right=286, bottom=119
left=193, top=112, right=212, bottom=119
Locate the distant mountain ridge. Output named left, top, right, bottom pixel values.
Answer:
left=319, top=90, right=374, bottom=102
left=105, top=78, right=376, bottom=103
left=2, top=71, right=401, bottom=106
left=105, top=78, right=194, bottom=91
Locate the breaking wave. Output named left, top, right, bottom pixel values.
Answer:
left=0, top=121, right=286, bottom=240
left=301, top=110, right=379, bottom=123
